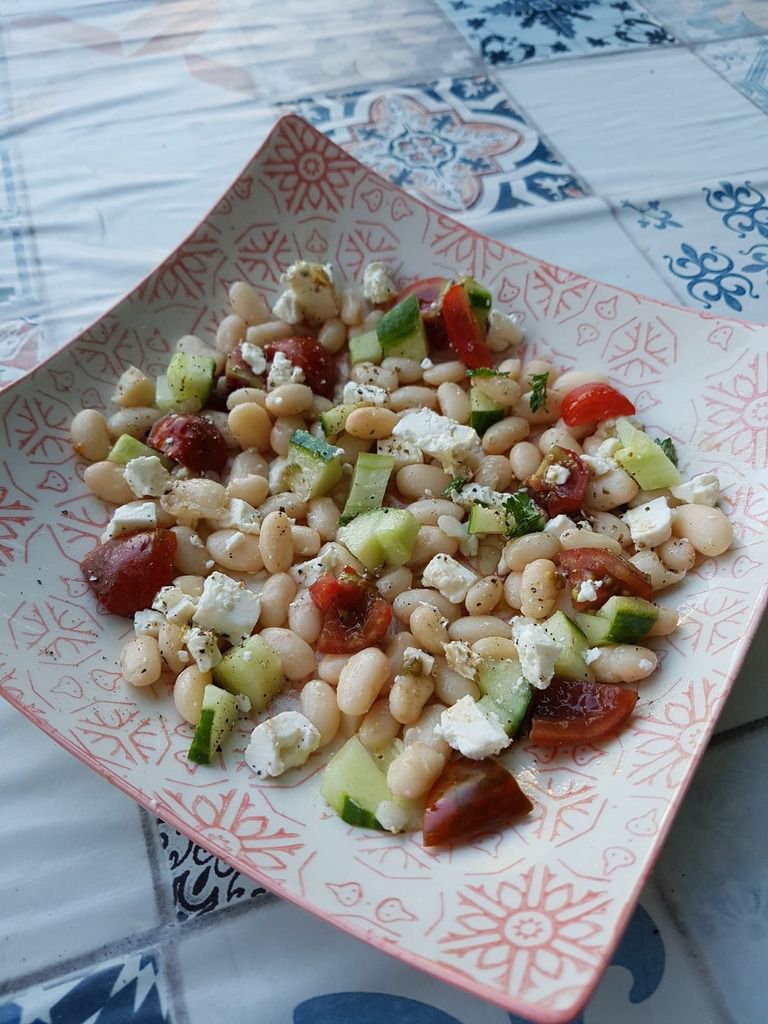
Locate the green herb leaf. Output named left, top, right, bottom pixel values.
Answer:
left=441, top=476, right=469, bottom=498
left=654, top=437, right=678, bottom=467
left=528, top=371, right=549, bottom=413
left=466, top=367, right=509, bottom=379
left=505, top=490, right=546, bottom=538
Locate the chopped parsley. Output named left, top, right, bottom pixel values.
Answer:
left=467, top=367, right=509, bottom=379
left=528, top=371, right=549, bottom=413
left=654, top=437, right=678, bottom=467
left=505, top=490, right=546, bottom=538
left=441, top=476, right=469, bottom=497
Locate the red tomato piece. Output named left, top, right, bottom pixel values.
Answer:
left=441, top=283, right=494, bottom=370
left=225, top=343, right=266, bottom=392
left=397, top=277, right=449, bottom=349
left=265, top=336, right=336, bottom=399
left=527, top=446, right=589, bottom=516
left=315, top=572, right=392, bottom=654
left=148, top=413, right=228, bottom=474
left=530, top=678, right=638, bottom=746
left=80, top=529, right=177, bottom=616
left=561, top=383, right=636, bottom=427
left=423, top=758, right=533, bottom=847
left=559, top=547, right=653, bottom=611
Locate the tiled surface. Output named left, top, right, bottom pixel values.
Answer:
left=698, top=35, right=768, bottom=114
left=641, top=0, right=768, bottom=42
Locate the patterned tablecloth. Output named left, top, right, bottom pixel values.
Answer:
left=1, top=2, right=767, bottom=1022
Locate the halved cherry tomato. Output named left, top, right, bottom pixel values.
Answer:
left=225, top=343, right=266, bottom=392
left=148, top=413, right=228, bottom=474
left=527, top=445, right=589, bottom=516
left=561, top=383, right=635, bottom=427
left=423, top=758, right=533, bottom=847
left=530, top=678, right=638, bottom=746
left=265, top=336, right=336, bottom=399
left=441, top=282, right=494, bottom=369
left=312, top=570, right=392, bottom=654
left=81, top=529, right=177, bottom=616
left=397, top=277, right=449, bottom=349
left=558, top=547, right=653, bottom=611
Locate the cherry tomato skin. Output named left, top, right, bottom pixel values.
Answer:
left=148, top=414, right=228, bottom=474
left=529, top=678, right=638, bottom=746
left=558, top=547, right=653, bottom=610
left=441, top=283, right=494, bottom=370
left=80, top=529, right=177, bottom=616
left=225, top=344, right=265, bottom=392
left=314, top=573, right=393, bottom=654
left=265, top=336, right=336, bottom=399
left=527, top=446, right=589, bottom=516
left=423, top=758, right=533, bottom=847
left=561, top=383, right=635, bottom=427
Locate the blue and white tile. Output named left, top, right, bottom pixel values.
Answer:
left=641, top=0, right=768, bottom=42
left=655, top=725, right=768, bottom=1022
left=279, top=75, right=586, bottom=217
left=497, top=47, right=768, bottom=196
left=0, top=950, right=172, bottom=1024
left=697, top=35, right=768, bottom=115
left=613, top=176, right=768, bottom=317
left=433, top=0, right=676, bottom=67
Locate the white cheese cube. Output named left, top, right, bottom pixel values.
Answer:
left=596, top=438, right=621, bottom=459
left=442, top=640, right=482, bottom=681
left=576, top=579, right=601, bottom=603
left=152, top=586, right=198, bottom=625
left=486, top=309, right=524, bottom=352
left=420, top=357, right=434, bottom=370
left=393, top=409, right=480, bottom=475
left=133, top=609, right=166, bottom=637
left=511, top=617, right=561, bottom=690
left=239, top=342, right=267, bottom=375
left=102, top=500, right=157, bottom=541
left=544, top=464, right=570, bottom=485
left=581, top=454, right=615, bottom=477
left=244, top=711, right=320, bottom=778
left=342, top=382, right=389, bottom=406
left=124, top=456, right=171, bottom=499
left=435, top=695, right=511, bottom=759
left=362, top=261, right=397, bottom=304
left=623, top=496, right=672, bottom=549
left=437, top=515, right=479, bottom=558
left=543, top=514, right=576, bottom=538
left=402, top=647, right=435, bottom=676
left=670, top=473, right=720, bottom=507
left=207, top=498, right=261, bottom=534
left=422, top=553, right=478, bottom=604
left=185, top=626, right=222, bottom=673
left=267, top=350, right=305, bottom=389
left=276, top=261, right=340, bottom=325
left=271, top=290, right=302, bottom=325
left=583, top=647, right=602, bottom=665
left=290, top=542, right=357, bottom=587
left=452, top=483, right=507, bottom=509
left=192, top=571, right=261, bottom=642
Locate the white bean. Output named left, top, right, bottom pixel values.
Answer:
left=483, top=416, right=530, bottom=455
left=423, top=360, right=466, bottom=386
left=589, top=511, right=631, bottom=547
left=206, top=529, right=264, bottom=572
left=291, top=525, right=321, bottom=557
left=389, top=386, right=438, bottom=413
left=270, top=416, right=305, bottom=457
left=501, top=532, right=560, bottom=572
left=300, top=680, right=340, bottom=747
left=259, top=627, right=315, bottom=681
left=358, top=699, right=402, bottom=752
left=434, top=658, right=479, bottom=704
left=226, top=474, right=270, bottom=508
left=259, top=573, right=297, bottom=628
left=509, top=441, right=542, bottom=481
left=559, top=528, right=622, bottom=555
left=671, top=505, right=733, bottom=557
left=629, top=549, right=685, bottom=591
left=407, top=499, right=463, bottom=526
left=437, top=382, right=470, bottom=424
left=389, top=673, right=435, bottom=725
left=584, top=469, right=639, bottom=511
left=658, top=537, right=696, bottom=572
left=448, top=616, right=512, bottom=643
left=336, top=648, right=390, bottom=715
left=229, top=280, right=270, bottom=324
left=266, top=383, right=314, bottom=417
left=471, top=636, right=519, bottom=661
left=107, top=407, right=161, bottom=441
left=345, top=406, right=398, bottom=440
left=318, top=318, right=347, bottom=354
left=503, top=571, right=523, bottom=610
left=259, top=511, right=293, bottom=573
left=84, top=461, right=134, bottom=504
left=647, top=605, right=679, bottom=636
left=465, top=577, right=503, bottom=616
left=387, top=742, right=446, bottom=800
left=228, top=402, right=271, bottom=452
left=215, top=313, right=246, bottom=355
left=410, top=525, right=458, bottom=567
left=120, top=635, right=162, bottom=686
left=159, top=622, right=188, bottom=675
left=174, top=666, right=211, bottom=725
left=474, top=455, right=514, bottom=491
left=318, top=655, right=347, bottom=685
left=591, top=645, right=657, bottom=683
left=112, top=366, right=155, bottom=408
left=245, top=321, right=293, bottom=348
left=538, top=424, right=582, bottom=455
left=520, top=558, right=558, bottom=619
left=287, top=589, right=324, bottom=644
left=376, top=566, right=413, bottom=601
left=403, top=706, right=451, bottom=758
left=394, top=589, right=460, bottom=624
left=382, top=357, right=422, bottom=384
left=307, top=497, right=340, bottom=540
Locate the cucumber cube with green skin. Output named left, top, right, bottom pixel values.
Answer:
left=614, top=418, right=681, bottom=490
left=573, top=613, right=612, bottom=647
left=108, top=434, right=173, bottom=469
left=187, top=684, right=240, bottom=764
left=321, top=735, right=410, bottom=830
left=576, top=595, right=659, bottom=645
left=375, top=293, right=428, bottom=361
left=463, top=277, right=492, bottom=331
left=320, top=403, right=360, bottom=441
left=467, top=503, right=507, bottom=535
left=213, top=635, right=284, bottom=712
left=337, top=507, right=419, bottom=571
left=349, top=330, right=383, bottom=366
left=477, top=658, right=532, bottom=737
left=543, top=611, right=594, bottom=682
left=470, top=383, right=504, bottom=435
left=286, top=429, right=344, bottom=500
left=167, top=352, right=217, bottom=408
left=154, top=374, right=200, bottom=414
left=340, top=453, right=395, bottom=525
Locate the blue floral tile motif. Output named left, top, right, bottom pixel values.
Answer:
left=663, top=243, right=758, bottom=312
left=432, top=0, right=675, bottom=66
left=621, top=199, right=682, bottom=230
left=0, top=951, right=170, bottom=1024
left=700, top=36, right=768, bottom=115
left=640, top=0, right=768, bottom=42
left=278, top=75, right=586, bottom=215
left=704, top=180, right=768, bottom=239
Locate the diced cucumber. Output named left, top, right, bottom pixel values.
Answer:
left=463, top=277, right=492, bottom=332
left=477, top=658, right=532, bottom=737
left=167, top=352, right=217, bottom=408
left=340, top=453, right=395, bottom=525
left=320, top=403, right=359, bottom=441
left=375, top=293, right=428, bottom=361
left=467, top=503, right=507, bottom=535
left=337, top=507, right=419, bottom=571
left=320, top=735, right=394, bottom=830
left=213, top=635, right=284, bottom=712
left=349, top=330, right=383, bottom=366
left=108, top=434, right=172, bottom=469
left=187, top=684, right=240, bottom=764
left=614, top=418, right=682, bottom=489
left=575, top=595, right=659, bottom=645
left=470, top=383, right=504, bottom=435
left=286, top=429, right=344, bottom=500
left=543, top=610, right=594, bottom=683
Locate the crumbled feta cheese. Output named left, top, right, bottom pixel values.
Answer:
left=670, top=473, right=720, bottom=507
left=273, top=261, right=341, bottom=325
left=402, top=647, right=435, bottom=676
left=244, top=711, right=321, bottom=778
left=437, top=515, right=479, bottom=558
left=134, top=609, right=165, bottom=637
left=393, top=409, right=480, bottom=475
left=581, top=454, right=615, bottom=477
left=152, top=586, right=198, bottom=625
left=420, top=357, right=434, bottom=370
left=596, top=437, right=621, bottom=460
left=185, top=626, right=222, bottom=673
left=435, top=695, right=511, bottom=759
left=192, top=571, right=261, bottom=642
left=512, top=617, right=561, bottom=690
left=362, top=261, right=397, bottom=304
left=576, top=579, right=600, bottom=603
left=623, top=496, right=672, bottom=549
left=342, top=381, right=389, bottom=406
left=376, top=438, right=424, bottom=471
left=271, top=289, right=302, bottom=325
left=267, top=350, right=305, bottom=389
left=544, top=514, right=576, bottom=539
left=583, top=647, right=602, bottom=665
left=452, top=483, right=508, bottom=510
left=375, top=800, right=410, bottom=834
left=422, top=553, right=479, bottom=604
left=124, top=456, right=171, bottom=499
left=207, top=498, right=261, bottom=534
left=442, top=640, right=482, bottom=681
left=486, top=309, right=525, bottom=352
left=240, top=342, right=267, bottom=376
left=102, top=500, right=157, bottom=541
left=290, top=542, right=356, bottom=586
left=544, top=464, right=570, bottom=485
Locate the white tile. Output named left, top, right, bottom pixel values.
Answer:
left=497, top=48, right=768, bottom=196
left=0, top=704, right=159, bottom=981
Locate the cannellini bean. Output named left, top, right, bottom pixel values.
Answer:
left=300, top=679, right=340, bottom=747
left=202, top=410, right=238, bottom=450
left=170, top=526, right=211, bottom=577
left=409, top=604, right=450, bottom=654
left=513, top=389, right=562, bottom=426
left=474, top=454, right=514, bottom=491
left=350, top=362, right=399, bottom=390
left=501, top=532, right=560, bottom=572
left=387, top=742, right=446, bottom=800
left=396, top=464, right=452, bottom=500
left=174, top=666, right=211, bottom=724
left=434, top=658, right=480, bottom=704
left=409, top=525, right=458, bottom=567
left=376, top=566, right=413, bottom=601
left=584, top=468, right=639, bottom=511
left=291, top=525, right=321, bottom=557
left=245, top=321, right=293, bottom=348
left=385, top=631, right=415, bottom=684
left=206, top=530, right=263, bottom=572
left=174, top=574, right=205, bottom=597
left=591, top=645, right=658, bottom=683
left=523, top=359, right=556, bottom=380
left=318, top=655, right=347, bottom=685
left=318, top=317, right=347, bottom=354
left=336, top=648, right=390, bottom=715
left=84, top=461, right=135, bottom=504
left=475, top=536, right=505, bottom=577
left=334, top=432, right=373, bottom=466
left=382, top=357, right=422, bottom=384
left=658, top=537, right=696, bottom=572
left=228, top=402, right=271, bottom=452
left=229, top=280, right=270, bottom=324
left=389, top=386, right=438, bottom=413
left=465, top=576, right=503, bottom=616
left=358, top=699, right=402, bottom=752
left=629, top=549, right=685, bottom=590
left=471, top=636, right=519, bottom=661
left=228, top=448, right=268, bottom=479
left=509, top=441, right=542, bottom=481
left=338, top=712, right=364, bottom=739
left=215, top=313, right=247, bottom=355
left=259, top=627, right=316, bottom=681
left=474, top=375, right=522, bottom=407
left=288, top=588, right=324, bottom=644
left=307, top=497, right=340, bottom=540
left=340, top=288, right=364, bottom=326
left=407, top=499, right=463, bottom=526
left=559, top=528, right=622, bottom=554
left=437, top=382, right=470, bottom=424
left=227, top=474, right=270, bottom=507
left=520, top=558, right=558, bottom=619
left=107, top=407, right=162, bottom=441
left=176, top=334, right=221, bottom=370
left=259, top=573, right=297, bottom=628
left=363, top=309, right=384, bottom=330
left=259, top=510, right=294, bottom=573
left=627, top=488, right=672, bottom=509
left=161, top=479, right=227, bottom=521
left=345, top=406, right=398, bottom=440
left=448, top=616, right=513, bottom=643
left=389, top=673, right=435, bottom=725
left=671, top=504, right=733, bottom=556
left=503, top=571, right=523, bottom=610
left=549, top=369, right=607, bottom=402
left=423, top=360, right=466, bottom=386
left=483, top=416, right=530, bottom=455
left=394, top=588, right=460, bottom=624
left=159, top=622, right=188, bottom=675
left=589, top=511, right=631, bottom=547
left=538, top=424, right=582, bottom=454
left=120, top=635, right=162, bottom=686
left=403, top=706, right=451, bottom=758
left=112, top=366, right=155, bottom=408
left=260, top=492, right=307, bottom=519
left=647, top=605, right=679, bottom=636
left=498, top=357, right=521, bottom=377
left=270, top=416, right=305, bottom=457
left=266, top=383, right=314, bottom=417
